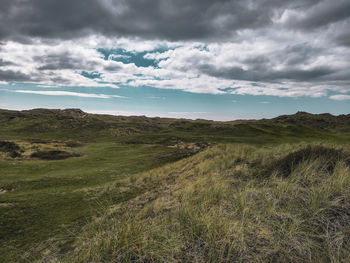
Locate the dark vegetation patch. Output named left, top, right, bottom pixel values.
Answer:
left=0, top=140, right=22, bottom=158
left=30, top=150, right=82, bottom=160
left=65, top=141, right=83, bottom=148
left=264, top=146, right=349, bottom=177
left=27, top=139, right=52, bottom=144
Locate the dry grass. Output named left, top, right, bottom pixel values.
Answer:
left=41, top=142, right=350, bottom=263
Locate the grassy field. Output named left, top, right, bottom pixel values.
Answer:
left=0, top=142, right=189, bottom=262
left=0, top=109, right=350, bottom=262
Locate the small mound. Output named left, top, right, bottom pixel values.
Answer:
left=30, top=150, right=81, bottom=160
left=268, top=146, right=347, bottom=177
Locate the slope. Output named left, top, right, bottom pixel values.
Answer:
left=39, top=142, right=350, bottom=263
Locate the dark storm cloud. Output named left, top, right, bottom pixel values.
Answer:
left=335, top=31, right=350, bottom=47
left=0, top=0, right=329, bottom=41
left=0, top=69, right=30, bottom=81
left=286, top=0, right=350, bottom=30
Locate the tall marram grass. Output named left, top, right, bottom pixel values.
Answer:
left=42, top=142, right=350, bottom=262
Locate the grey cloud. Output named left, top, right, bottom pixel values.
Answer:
left=282, top=44, right=323, bottom=66
left=0, top=59, right=15, bottom=67
left=198, top=42, right=331, bottom=82
left=35, top=53, right=98, bottom=71
left=199, top=64, right=334, bottom=82
left=0, top=0, right=349, bottom=94
left=104, top=64, right=123, bottom=72
left=324, top=69, right=350, bottom=82
left=287, top=0, right=350, bottom=30
left=335, top=31, right=350, bottom=47
left=0, top=0, right=327, bottom=41
left=37, top=55, right=82, bottom=70
left=242, top=56, right=272, bottom=71
left=0, top=69, right=31, bottom=81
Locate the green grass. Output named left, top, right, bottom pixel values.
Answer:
left=0, top=142, right=189, bottom=262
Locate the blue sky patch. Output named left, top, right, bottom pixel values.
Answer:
left=81, top=71, right=101, bottom=79
left=218, top=87, right=237, bottom=93
left=97, top=47, right=170, bottom=68
left=1, top=83, right=349, bottom=121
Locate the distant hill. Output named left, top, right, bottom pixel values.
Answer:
left=0, top=108, right=349, bottom=143
left=270, top=111, right=350, bottom=134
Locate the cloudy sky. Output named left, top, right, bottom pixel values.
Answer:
left=0, top=0, right=349, bottom=120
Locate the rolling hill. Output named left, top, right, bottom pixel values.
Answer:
left=0, top=108, right=350, bottom=262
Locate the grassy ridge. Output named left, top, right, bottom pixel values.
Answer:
left=46, top=143, right=350, bottom=262
left=1, top=109, right=349, bottom=144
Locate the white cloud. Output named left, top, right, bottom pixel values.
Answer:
left=147, top=96, right=166, bottom=100
left=329, top=94, right=350, bottom=100
left=1, top=33, right=349, bottom=98
left=109, top=54, right=130, bottom=60
left=14, top=90, right=125, bottom=99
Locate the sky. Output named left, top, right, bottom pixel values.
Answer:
left=0, top=0, right=349, bottom=120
